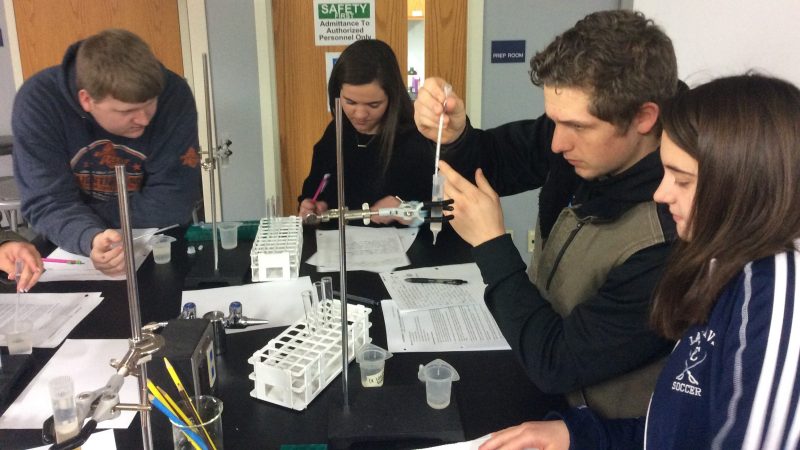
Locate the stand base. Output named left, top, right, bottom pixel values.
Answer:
left=0, top=354, right=32, bottom=409
left=184, top=242, right=249, bottom=288
left=327, top=384, right=464, bottom=449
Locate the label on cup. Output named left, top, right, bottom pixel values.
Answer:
left=364, top=369, right=384, bottom=387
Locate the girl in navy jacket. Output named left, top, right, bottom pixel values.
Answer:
left=479, top=75, right=800, bottom=450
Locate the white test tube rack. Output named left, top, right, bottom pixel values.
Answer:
left=247, top=300, right=372, bottom=410
left=249, top=216, right=303, bottom=282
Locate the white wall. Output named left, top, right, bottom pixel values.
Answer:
left=205, top=0, right=266, bottom=221
left=635, top=0, right=800, bottom=87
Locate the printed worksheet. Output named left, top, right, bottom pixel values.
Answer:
left=380, top=263, right=486, bottom=311
left=0, top=292, right=103, bottom=348
left=307, top=226, right=413, bottom=272
left=382, top=300, right=510, bottom=353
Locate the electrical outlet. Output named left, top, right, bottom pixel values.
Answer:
left=527, top=229, right=535, bottom=253
left=506, top=228, right=514, bottom=240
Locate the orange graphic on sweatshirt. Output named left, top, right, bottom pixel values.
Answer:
left=181, top=147, right=201, bottom=168
left=94, top=142, right=127, bottom=168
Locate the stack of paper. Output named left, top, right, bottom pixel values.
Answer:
left=306, top=226, right=418, bottom=272
left=0, top=292, right=103, bottom=348
left=379, top=263, right=510, bottom=353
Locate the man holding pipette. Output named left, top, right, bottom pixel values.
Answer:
left=0, top=230, right=43, bottom=291
left=12, top=29, right=200, bottom=276
left=414, top=10, right=680, bottom=419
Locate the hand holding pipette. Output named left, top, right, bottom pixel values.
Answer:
left=0, top=239, right=43, bottom=291
left=413, top=77, right=467, bottom=144
left=430, top=83, right=452, bottom=245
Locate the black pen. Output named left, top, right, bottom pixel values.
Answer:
left=332, top=290, right=381, bottom=306
left=404, top=277, right=468, bottom=285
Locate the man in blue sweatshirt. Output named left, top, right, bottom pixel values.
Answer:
left=12, top=29, right=200, bottom=275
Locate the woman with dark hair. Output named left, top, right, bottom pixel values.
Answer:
left=476, top=74, right=800, bottom=449
left=298, top=39, right=433, bottom=224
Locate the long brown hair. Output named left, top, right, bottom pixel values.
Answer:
left=327, top=39, right=414, bottom=176
left=651, top=74, right=800, bottom=340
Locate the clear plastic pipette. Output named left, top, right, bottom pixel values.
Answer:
left=14, top=259, right=22, bottom=320
left=431, top=84, right=452, bottom=245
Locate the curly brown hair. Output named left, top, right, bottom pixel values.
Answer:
left=530, top=10, right=677, bottom=134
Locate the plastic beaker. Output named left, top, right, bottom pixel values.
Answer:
left=356, top=343, right=392, bottom=387
left=151, top=235, right=177, bottom=264
left=49, top=376, right=80, bottom=443
left=4, top=319, right=33, bottom=354
left=218, top=222, right=241, bottom=250
left=170, top=395, right=224, bottom=450
left=418, top=359, right=460, bottom=409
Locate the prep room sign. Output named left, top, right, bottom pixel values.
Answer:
left=314, top=0, right=376, bottom=46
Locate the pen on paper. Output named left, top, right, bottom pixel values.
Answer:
left=311, top=173, right=331, bottom=202
left=404, top=277, right=468, bottom=286
left=42, top=258, right=84, bottom=265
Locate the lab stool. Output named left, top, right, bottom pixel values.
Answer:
left=0, top=176, right=22, bottom=232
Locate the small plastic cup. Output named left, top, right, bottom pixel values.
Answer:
left=418, top=359, right=460, bottom=409
left=49, top=376, right=80, bottom=443
left=170, top=395, right=223, bottom=450
left=5, top=319, right=33, bottom=355
left=218, top=222, right=241, bottom=250
left=151, top=235, right=177, bottom=264
left=356, top=343, right=392, bottom=387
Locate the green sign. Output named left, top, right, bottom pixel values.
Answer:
left=318, top=3, right=370, bottom=19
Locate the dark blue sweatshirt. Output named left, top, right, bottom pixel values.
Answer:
left=558, top=245, right=800, bottom=449
left=12, top=41, right=200, bottom=256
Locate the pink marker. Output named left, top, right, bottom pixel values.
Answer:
left=43, top=258, right=84, bottom=265
left=311, top=173, right=331, bottom=202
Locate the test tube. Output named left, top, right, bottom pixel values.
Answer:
left=321, top=276, right=334, bottom=328
left=430, top=173, right=445, bottom=245
left=49, top=376, right=80, bottom=444
left=301, top=290, right=314, bottom=335
left=314, top=281, right=325, bottom=329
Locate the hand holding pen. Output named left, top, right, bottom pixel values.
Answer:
left=298, top=173, right=331, bottom=219
left=311, top=173, right=330, bottom=203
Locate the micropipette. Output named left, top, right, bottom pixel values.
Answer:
left=430, top=84, right=452, bottom=245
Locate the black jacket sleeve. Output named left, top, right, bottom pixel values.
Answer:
left=441, top=115, right=556, bottom=196
left=473, top=234, right=672, bottom=393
